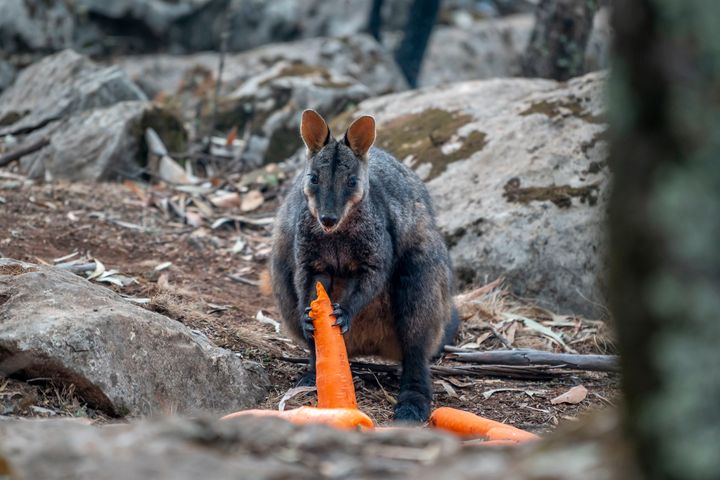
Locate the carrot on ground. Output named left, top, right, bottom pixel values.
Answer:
left=309, top=281, right=358, bottom=409
left=221, top=406, right=373, bottom=430
left=429, top=407, right=539, bottom=442
left=485, top=426, right=539, bottom=442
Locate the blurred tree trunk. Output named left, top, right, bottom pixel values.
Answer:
left=522, top=0, right=598, bottom=80
left=610, top=1, right=720, bottom=480
left=367, top=0, right=384, bottom=42
left=393, top=0, right=441, bottom=88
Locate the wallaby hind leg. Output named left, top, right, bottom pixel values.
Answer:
left=391, top=253, right=451, bottom=422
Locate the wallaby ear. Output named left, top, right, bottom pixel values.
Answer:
left=344, top=115, right=376, bottom=158
left=300, top=109, right=330, bottom=154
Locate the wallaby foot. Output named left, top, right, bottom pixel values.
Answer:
left=393, top=390, right=431, bottom=423
left=393, top=348, right=432, bottom=423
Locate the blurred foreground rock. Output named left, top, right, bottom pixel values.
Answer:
left=0, top=409, right=630, bottom=479
left=0, top=50, right=185, bottom=180
left=337, top=71, right=608, bottom=317
left=0, top=259, right=268, bottom=417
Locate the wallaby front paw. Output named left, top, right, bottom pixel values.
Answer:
left=302, top=307, right=315, bottom=339
left=332, top=303, right=351, bottom=334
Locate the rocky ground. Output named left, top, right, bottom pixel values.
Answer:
left=0, top=174, right=618, bottom=427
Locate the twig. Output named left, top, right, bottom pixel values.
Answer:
left=275, top=356, right=567, bottom=380
left=445, top=349, right=620, bottom=372
left=228, top=274, right=260, bottom=286
left=0, top=137, right=50, bottom=167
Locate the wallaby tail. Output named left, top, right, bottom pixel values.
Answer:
left=435, top=305, right=460, bottom=358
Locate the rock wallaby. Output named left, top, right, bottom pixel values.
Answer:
left=270, top=109, right=458, bottom=422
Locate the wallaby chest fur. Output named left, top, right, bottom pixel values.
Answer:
left=276, top=148, right=451, bottom=359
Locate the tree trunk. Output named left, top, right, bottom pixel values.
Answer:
left=393, top=0, right=441, bottom=88
left=610, top=1, right=720, bottom=479
left=522, top=0, right=598, bottom=80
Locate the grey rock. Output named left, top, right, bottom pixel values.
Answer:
left=417, top=11, right=610, bottom=87
left=19, top=101, right=184, bottom=181
left=0, top=60, right=16, bottom=95
left=0, top=259, right=268, bottom=417
left=339, top=72, right=609, bottom=317
left=0, top=0, right=75, bottom=53
left=0, top=50, right=147, bottom=136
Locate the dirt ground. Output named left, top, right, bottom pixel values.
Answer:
left=0, top=172, right=620, bottom=431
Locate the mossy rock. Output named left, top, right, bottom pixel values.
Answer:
left=503, top=177, right=601, bottom=208
left=520, top=96, right=604, bottom=124
left=375, top=108, right=487, bottom=181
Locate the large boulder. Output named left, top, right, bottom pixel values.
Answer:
left=336, top=72, right=609, bottom=317
left=19, top=101, right=185, bottom=181
left=0, top=259, right=268, bottom=417
left=417, top=11, right=610, bottom=87
left=0, top=50, right=147, bottom=136
left=0, top=50, right=185, bottom=180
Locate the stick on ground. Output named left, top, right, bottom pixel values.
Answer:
left=445, top=349, right=620, bottom=372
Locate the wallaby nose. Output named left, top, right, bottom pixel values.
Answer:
left=320, top=215, right=338, bottom=228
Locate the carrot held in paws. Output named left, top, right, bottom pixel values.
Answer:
left=429, top=407, right=539, bottom=442
left=221, top=406, right=373, bottom=430
left=309, top=281, right=358, bottom=409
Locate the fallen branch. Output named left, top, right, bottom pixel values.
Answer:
left=444, top=348, right=619, bottom=372
left=276, top=356, right=567, bottom=380
left=0, top=137, right=50, bottom=167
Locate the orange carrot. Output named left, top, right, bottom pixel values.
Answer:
left=308, top=281, right=358, bottom=409
left=485, top=426, right=539, bottom=442
left=221, top=406, right=373, bottom=430
left=429, top=407, right=538, bottom=443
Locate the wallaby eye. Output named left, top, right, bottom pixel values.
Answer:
left=309, top=173, right=319, bottom=185
left=347, top=176, right=358, bottom=188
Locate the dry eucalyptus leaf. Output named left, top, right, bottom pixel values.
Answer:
left=551, top=385, right=588, bottom=405
left=209, top=192, right=242, bottom=209
left=241, top=190, right=264, bottom=212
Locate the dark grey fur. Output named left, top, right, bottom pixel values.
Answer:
left=271, top=117, right=458, bottom=422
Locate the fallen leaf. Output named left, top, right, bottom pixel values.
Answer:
left=86, top=259, right=106, bottom=280
left=158, top=155, right=192, bottom=184
left=154, top=261, right=173, bottom=271
left=231, top=238, right=246, bottom=254
left=278, top=386, right=316, bottom=412
left=256, top=310, right=280, bottom=333
left=157, top=272, right=170, bottom=291
left=241, top=190, right=264, bottom=212
left=434, top=379, right=458, bottom=398
left=53, top=251, right=79, bottom=264
left=551, top=385, right=588, bottom=405
left=209, top=192, right=242, bottom=209
left=226, top=126, right=238, bottom=146
left=185, top=210, right=204, bottom=228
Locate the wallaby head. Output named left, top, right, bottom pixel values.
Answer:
left=299, top=109, right=376, bottom=234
